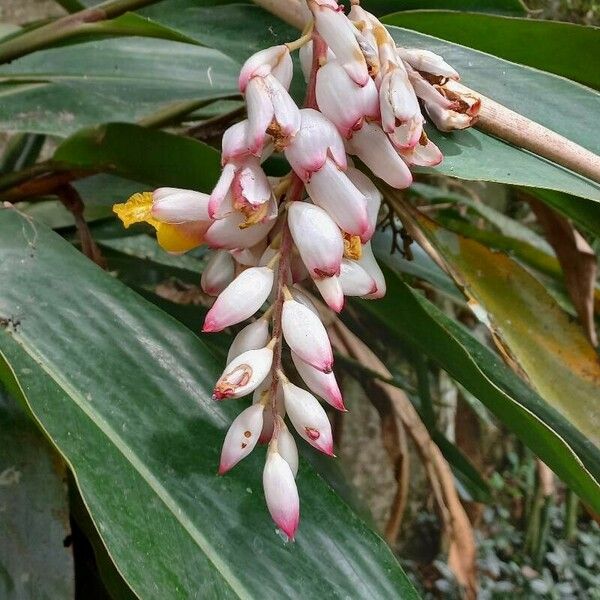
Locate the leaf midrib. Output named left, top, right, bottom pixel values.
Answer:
left=5, top=330, right=250, bottom=599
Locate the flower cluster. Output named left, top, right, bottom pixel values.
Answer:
left=113, top=0, right=478, bottom=540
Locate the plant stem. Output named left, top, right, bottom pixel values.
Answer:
left=267, top=176, right=303, bottom=435
left=252, top=0, right=600, bottom=185
left=0, top=0, right=162, bottom=65
left=564, top=489, right=579, bottom=542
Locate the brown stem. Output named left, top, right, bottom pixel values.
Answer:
left=1, top=169, right=94, bottom=203
left=267, top=175, right=304, bottom=435
left=251, top=0, right=600, bottom=185
left=56, top=185, right=106, bottom=268
left=304, top=33, right=326, bottom=109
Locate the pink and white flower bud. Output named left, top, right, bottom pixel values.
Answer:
left=284, top=109, right=346, bottom=181
left=308, top=0, right=369, bottom=86
left=218, top=404, right=264, bottom=474
left=282, top=297, right=333, bottom=372
left=239, top=45, right=293, bottom=92
left=291, top=351, right=345, bottom=411
left=379, top=67, right=423, bottom=149
left=263, top=443, right=300, bottom=540
left=245, top=75, right=301, bottom=155
left=201, top=250, right=236, bottom=296
left=305, top=158, right=369, bottom=237
left=339, top=259, right=377, bottom=297
left=400, top=134, right=443, bottom=167
left=358, top=241, right=386, bottom=299
left=299, top=40, right=335, bottom=83
left=203, top=266, right=273, bottom=332
left=345, top=167, right=381, bottom=243
left=277, top=418, right=299, bottom=477
left=205, top=210, right=275, bottom=250
left=213, top=346, right=273, bottom=400
left=226, top=318, right=270, bottom=364
left=346, top=122, right=413, bottom=190
left=315, top=61, right=379, bottom=138
left=290, top=285, right=320, bottom=316
left=397, top=47, right=459, bottom=81
left=221, top=120, right=252, bottom=164
left=314, top=275, right=345, bottom=313
left=151, top=188, right=210, bottom=223
left=209, top=158, right=272, bottom=219
left=288, top=202, right=344, bottom=278
left=282, top=380, right=334, bottom=455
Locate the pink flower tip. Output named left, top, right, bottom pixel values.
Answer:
left=212, top=389, right=233, bottom=401
left=276, top=517, right=299, bottom=541
left=202, top=317, right=222, bottom=333
left=218, top=461, right=232, bottom=476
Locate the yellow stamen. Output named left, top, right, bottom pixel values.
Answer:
left=343, top=234, right=362, bottom=260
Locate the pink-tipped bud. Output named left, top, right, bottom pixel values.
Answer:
left=222, top=120, right=252, bottom=164
left=208, top=163, right=236, bottom=219
left=204, top=210, right=275, bottom=250
left=203, top=266, right=273, bottom=332
left=284, top=109, right=347, bottom=182
left=339, top=259, right=377, bottom=297
left=397, top=48, right=459, bottom=81
left=277, top=418, right=299, bottom=476
left=263, top=443, right=300, bottom=540
left=288, top=202, right=344, bottom=279
left=218, top=404, right=264, bottom=474
left=151, top=188, right=210, bottom=223
left=316, top=60, right=379, bottom=138
left=231, top=158, right=272, bottom=209
left=379, top=67, right=423, bottom=149
left=308, top=0, right=369, bottom=87
left=305, top=158, right=369, bottom=237
left=245, top=75, right=300, bottom=155
left=226, top=318, right=270, bottom=364
left=201, top=250, right=235, bottom=297
left=358, top=241, right=386, bottom=299
left=281, top=380, right=334, bottom=456
left=282, top=298, right=333, bottom=373
left=345, top=167, right=381, bottom=243
left=239, top=45, right=293, bottom=93
left=346, top=122, right=413, bottom=190
left=213, top=346, right=273, bottom=400
left=291, top=351, right=345, bottom=411
left=314, top=275, right=345, bottom=313
left=290, top=286, right=320, bottom=316
left=400, top=134, right=443, bottom=167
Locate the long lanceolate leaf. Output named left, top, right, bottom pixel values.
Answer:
left=359, top=264, right=600, bottom=513
left=0, top=209, right=418, bottom=600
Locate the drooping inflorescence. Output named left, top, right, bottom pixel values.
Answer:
left=113, top=0, right=479, bottom=540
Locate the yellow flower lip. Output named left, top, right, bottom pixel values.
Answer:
left=113, top=192, right=158, bottom=229
left=112, top=191, right=206, bottom=254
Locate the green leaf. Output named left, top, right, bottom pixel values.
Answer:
left=383, top=12, right=600, bottom=89
left=0, top=38, right=238, bottom=136
left=372, top=0, right=525, bottom=16
left=0, top=133, right=45, bottom=174
left=54, top=123, right=222, bottom=191
left=0, top=208, right=418, bottom=600
left=0, top=388, right=74, bottom=599
left=358, top=263, right=600, bottom=512
left=413, top=214, right=600, bottom=448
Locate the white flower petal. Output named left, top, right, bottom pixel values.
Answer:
left=288, top=202, right=344, bottom=279
left=282, top=298, right=333, bottom=372
left=314, top=275, right=344, bottom=313
left=213, top=346, right=273, bottom=400
left=203, top=266, right=274, bottom=332
left=291, top=351, right=345, bottom=411
left=201, top=250, right=235, bottom=296
left=218, top=404, right=264, bottom=474
left=282, top=380, right=334, bottom=455
left=227, top=318, right=270, bottom=364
